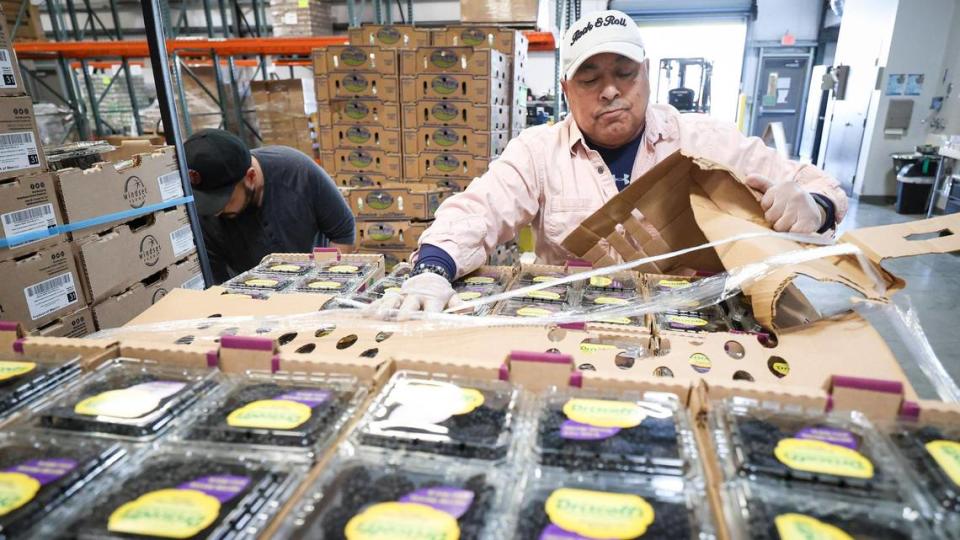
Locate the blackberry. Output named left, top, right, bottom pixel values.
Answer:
left=0, top=359, right=81, bottom=420
left=185, top=383, right=352, bottom=448
left=70, top=456, right=289, bottom=539
left=890, top=425, right=960, bottom=514
left=0, top=436, right=125, bottom=538
left=290, top=464, right=495, bottom=540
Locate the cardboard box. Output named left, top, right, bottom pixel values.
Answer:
left=424, top=177, right=472, bottom=193
left=251, top=79, right=315, bottom=115
left=334, top=172, right=392, bottom=187
left=32, top=306, right=95, bottom=338
left=75, top=206, right=196, bottom=303
left=356, top=219, right=430, bottom=250
left=55, top=146, right=183, bottom=235
left=460, top=0, right=544, bottom=24
left=400, top=74, right=508, bottom=105
left=402, top=127, right=508, bottom=157
left=332, top=148, right=403, bottom=177
left=357, top=247, right=411, bottom=271
left=0, top=241, right=84, bottom=330
left=312, top=46, right=399, bottom=76
left=400, top=47, right=507, bottom=78
left=402, top=99, right=509, bottom=131
left=328, top=124, right=402, bottom=153
left=317, top=98, right=400, bottom=129
left=346, top=183, right=448, bottom=220
left=347, top=24, right=431, bottom=50
left=315, top=73, right=399, bottom=102
left=403, top=150, right=493, bottom=180
left=0, top=171, right=63, bottom=259
left=0, top=6, right=26, bottom=97
left=93, top=254, right=202, bottom=330
left=0, top=97, right=44, bottom=180
left=432, top=26, right=528, bottom=55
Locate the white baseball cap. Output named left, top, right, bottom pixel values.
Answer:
left=560, top=10, right=647, bottom=80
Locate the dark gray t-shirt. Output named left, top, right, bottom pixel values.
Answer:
left=200, top=146, right=355, bottom=283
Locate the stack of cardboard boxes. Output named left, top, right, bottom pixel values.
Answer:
left=251, top=79, right=318, bottom=159
left=269, top=0, right=333, bottom=37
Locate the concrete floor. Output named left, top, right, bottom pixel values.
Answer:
left=837, top=199, right=959, bottom=400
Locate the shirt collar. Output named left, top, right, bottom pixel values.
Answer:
left=567, top=104, right=678, bottom=156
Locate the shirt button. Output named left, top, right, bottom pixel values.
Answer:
left=597, top=166, right=604, bottom=173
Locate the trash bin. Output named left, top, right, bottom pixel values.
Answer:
left=891, top=152, right=940, bottom=214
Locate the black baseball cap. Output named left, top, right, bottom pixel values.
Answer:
left=184, top=129, right=252, bottom=216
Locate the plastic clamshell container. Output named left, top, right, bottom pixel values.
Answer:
left=888, top=421, right=960, bottom=538
left=254, top=258, right=314, bottom=276
left=177, top=371, right=366, bottom=462
left=0, top=430, right=127, bottom=538
left=56, top=445, right=304, bottom=540
left=222, top=271, right=295, bottom=294
left=498, top=300, right=566, bottom=318
left=533, top=387, right=700, bottom=478
left=0, top=355, right=83, bottom=421
left=721, top=480, right=933, bottom=540
left=278, top=449, right=505, bottom=539
left=656, top=306, right=730, bottom=333
left=315, top=260, right=375, bottom=279
left=356, top=371, right=520, bottom=461
left=513, top=471, right=712, bottom=539
left=710, top=397, right=912, bottom=503
left=294, top=274, right=360, bottom=294
left=584, top=274, right=639, bottom=292
left=31, top=357, right=219, bottom=441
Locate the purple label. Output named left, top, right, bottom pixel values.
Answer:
left=276, top=389, right=330, bottom=408
left=559, top=420, right=621, bottom=441
left=540, top=524, right=596, bottom=540
left=178, top=475, right=250, bottom=503
left=795, top=427, right=859, bottom=450
left=5, top=458, right=77, bottom=486
left=399, top=486, right=474, bottom=519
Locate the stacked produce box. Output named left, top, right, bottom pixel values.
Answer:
left=269, top=0, right=333, bottom=36
left=250, top=79, right=318, bottom=159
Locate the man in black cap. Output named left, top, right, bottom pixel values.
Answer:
left=184, top=129, right=355, bottom=284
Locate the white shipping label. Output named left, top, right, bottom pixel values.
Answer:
left=0, top=131, right=40, bottom=173
left=182, top=273, right=204, bottom=291
left=283, top=12, right=298, bottom=24
left=1, top=203, right=56, bottom=248
left=170, top=226, right=195, bottom=258
left=24, top=272, right=79, bottom=321
left=157, top=171, right=184, bottom=201
left=0, top=49, right=17, bottom=88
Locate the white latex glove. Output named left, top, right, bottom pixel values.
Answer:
left=745, top=175, right=826, bottom=234
left=369, top=272, right=462, bottom=320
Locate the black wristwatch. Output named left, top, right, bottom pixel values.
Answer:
left=410, top=263, right=453, bottom=282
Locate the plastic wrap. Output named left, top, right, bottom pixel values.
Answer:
left=0, top=356, right=83, bottom=421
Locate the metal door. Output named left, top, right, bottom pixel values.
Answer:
left=750, top=50, right=814, bottom=157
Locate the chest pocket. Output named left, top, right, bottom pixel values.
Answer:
left=543, top=196, right=596, bottom=241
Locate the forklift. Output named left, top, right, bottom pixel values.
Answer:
left=657, top=57, right=713, bottom=113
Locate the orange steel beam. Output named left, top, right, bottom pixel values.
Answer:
left=16, top=32, right=555, bottom=60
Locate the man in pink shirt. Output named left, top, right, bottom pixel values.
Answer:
left=372, top=10, right=847, bottom=316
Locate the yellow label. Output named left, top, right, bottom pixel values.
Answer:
left=0, top=472, right=41, bottom=517
left=532, top=276, right=558, bottom=283
left=544, top=488, right=654, bottom=539
left=464, top=276, right=494, bottom=285
left=452, top=388, right=485, bottom=415
left=328, top=265, right=359, bottom=273
left=774, top=513, right=854, bottom=540
left=666, top=314, right=707, bottom=327
left=458, top=291, right=482, bottom=301
left=770, top=360, right=790, bottom=376
left=108, top=489, right=220, bottom=539
left=579, top=342, right=617, bottom=353
left=75, top=389, right=163, bottom=419
left=599, top=317, right=633, bottom=325
left=0, top=361, right=36, bottom=382
left=345, top=502, right=459, bottom=540
left=516, top=307, right=552, bottom=317
left=268, top=264, right=301, bottom=272
left=308, top=280, right=343, bottom=290
left=526, top=290, right=561, bottom=301
left=563, top=398, right=646, bottom=428
left=244, top=278, right=278, bottom=287
left=385, top=287, right=403, bottom=294
left=594, top=296, right=628, bottom=305
left=226, top=399, right=312, bottom=430
left=926, top=439, right=960, bottom=487
left=774, top=438, right=874, bottom=479
left=589, top=276, right=612, bottom=287
left=298, top=0, right=309, bottom=7
left=689, top=353, right=711, bottom=372
left=657, top=279, right=692, bottom=289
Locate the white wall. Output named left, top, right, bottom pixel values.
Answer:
left=855, top=0, right=957, bottom=196
left=936, top=4, right=960, bottom=136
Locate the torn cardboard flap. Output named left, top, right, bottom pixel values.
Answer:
left=561, top=150, right=960, bottom=329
